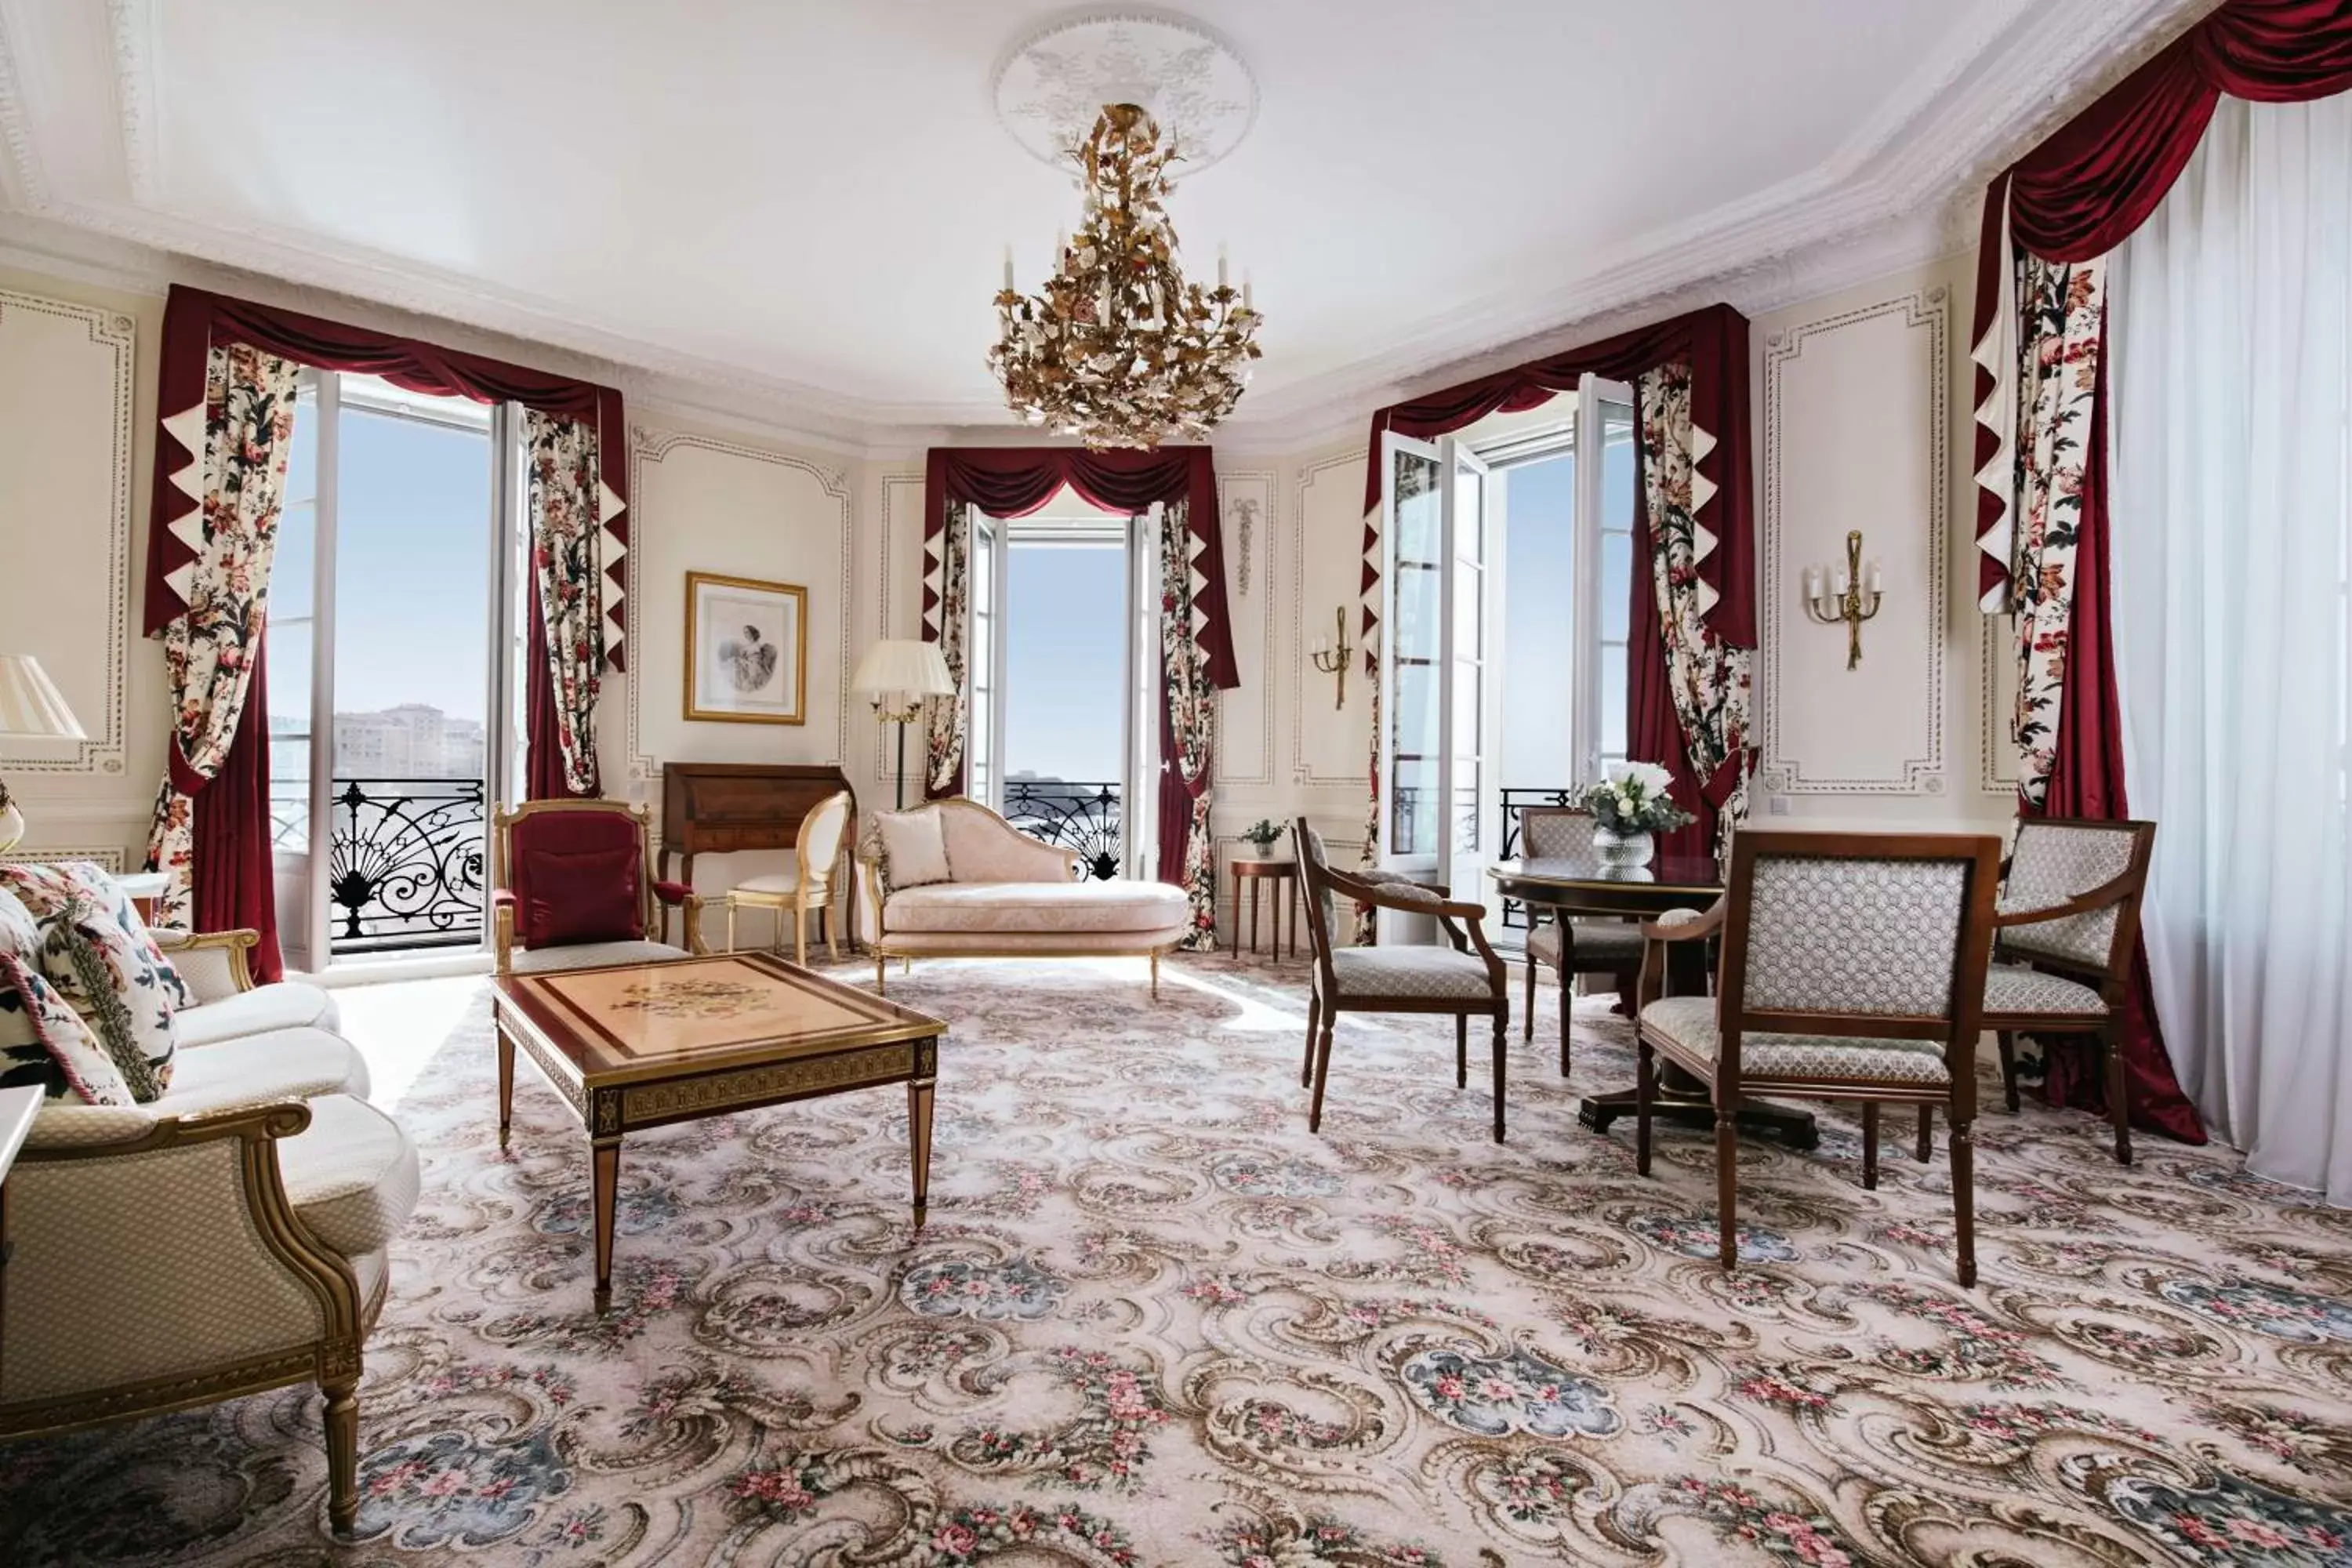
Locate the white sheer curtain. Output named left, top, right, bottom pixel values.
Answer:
left=2109, top=94, right=2352, bottom=1203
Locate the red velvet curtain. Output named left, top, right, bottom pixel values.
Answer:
left=1965, top=0, right=2352, bottom=1142
left=142, top=286, right=628, bottom=947
left=524, top=594, right=572, bottom=803
left=921, top=447, right=1241, bottom=884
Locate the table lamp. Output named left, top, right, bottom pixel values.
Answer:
left=851, top=639, right=954, bottom=811
left=0, top=655, right=88, bottom=855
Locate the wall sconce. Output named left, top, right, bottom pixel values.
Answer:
left=1307, top=607, right=1352, bottom=710
left=1802, top=529, right=1884, bottom=670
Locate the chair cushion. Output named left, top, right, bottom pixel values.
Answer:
left=937, top=805, right=1073, bottom=883
left=176, top=982, right=340, bottom=1049
left=1526, top=920, right=1644, bottom=968
left=876, top=808, right=953, bottom=888
left=509, top=809, right=644, bottom=948
left=1331, top=946, right=1498, bottom=1000
left=165, top=1026, right=372, bottom=1111
left=1984, top=962, right=2108, bottom=1018
left=730, top=869, right=802, bottom=897
left=279, top=1094, right=420, bottom=1258
left=1641, top=995, right=1951, bottom=1086
left=885, top=880, right=1189, bottom=936
left=507, top=940, right=689, bottom=975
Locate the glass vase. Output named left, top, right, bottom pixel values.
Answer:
left=1592, top=825, right=1657, bottom=869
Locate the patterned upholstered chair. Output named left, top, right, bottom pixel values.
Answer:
left=1947, top=818, right=2155, bottom=1166
left=1633, top=830, right=2001, bottom=1284
left=491, top=800, right=704, bottom=975
left=723, top=789, right=855, bottom=965
left=1294, top=818, right=1511, bottom=1142
left=1515, top=805, right=1646, bottom=1077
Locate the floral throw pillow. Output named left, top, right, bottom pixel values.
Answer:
left=0, top=889, right=136, bottom=1105
left=37, top=894, right=176, bottom=1101
left=0, top=861, right=191, bottom=1012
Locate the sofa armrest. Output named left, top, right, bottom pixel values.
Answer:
left=971, top=818, right=1084, bottom=884
left=151, top=927, right=259, bottom=1001
left=2, top=1100, right=364, bottom=1410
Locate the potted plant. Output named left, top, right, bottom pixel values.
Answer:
left=1236, top=818, right=1286, bottom=861
left=1578, top=763, right=1694, bottom=869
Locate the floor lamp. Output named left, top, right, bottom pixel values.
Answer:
left=851, top=640, right=956, bottom=811
left=0, top=655, right=87, bottom=855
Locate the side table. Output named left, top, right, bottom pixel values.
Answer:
left=1229, top=858, right=1300, bottom=962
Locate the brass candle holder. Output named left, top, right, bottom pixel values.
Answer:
left=1307, top=607, right=1352, bottom=710
left=1802, top=529, right=1885, bottom=670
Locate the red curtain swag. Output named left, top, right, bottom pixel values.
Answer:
left=142, top=285, right=630, bottom=953
left=1962, top=0, right=2352, bottom=1144
left=1356, top=301, right=1757, bottom=845
left=920, top=446, right=1240, bottom=886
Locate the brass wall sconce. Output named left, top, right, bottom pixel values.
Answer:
left=1802, top=529, right=1885, bottom=670
left=1307, top=607, right=1352, bottom=710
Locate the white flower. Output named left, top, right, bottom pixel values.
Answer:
left=1621, top=761, right=1675, bottom=800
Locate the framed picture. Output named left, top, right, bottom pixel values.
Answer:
left=684, top=572, right=807, bottom=724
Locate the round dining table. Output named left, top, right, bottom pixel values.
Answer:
left=1489, top=850, right=1819, bottom=1149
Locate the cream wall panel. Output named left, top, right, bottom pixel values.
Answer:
left=1290, top=448, right=1373, bottom=790
left=1214, top=468, right=1276, bottom=789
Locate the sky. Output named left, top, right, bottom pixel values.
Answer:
left=1003, top=541, right=1127, bottom=782
left=272, top=401, right=494, bottom=725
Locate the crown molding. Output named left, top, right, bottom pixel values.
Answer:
left=0, top=0, right=2211, bottom=456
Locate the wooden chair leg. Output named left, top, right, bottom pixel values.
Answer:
left=794, top=902, right=808, bottom=967
left=1490, top=1010, right=1506, bottom=1144
left=825, top=896, right=841, bottom=963
left=1303, top=993, right=1321, bottom=1088
left=1455, top=1014, right=1468, bottom=1089
left=1522, top=955, right=1534, bottom=1040
left=1951, top=1114, right=1978, bottom=1287
left=1915, top=1105, right=1933, bottom=1163
left=1716, top=1109, right=1741, bottom=1272
left=1861, top=1102, right=1880, bottom=1191
left=1308, top=1016, right=1337, bottom=1133
left=1635, top=1039, right=1655, bottom=1176
left=1998, top=1029, right=2021, bottom=1113
left=724, top=898, right=738, bottom=955
left=2103, top=1023, right=2132, bottom=1166
left=1559, top=978, right=1573, bottom=1080
left=323, top=1369, right=361, bottom=1535
left=876, top=953, right=887, bottom=995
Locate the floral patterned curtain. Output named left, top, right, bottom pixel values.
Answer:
left=145, top=342, right=302, bottom=927
left=524, top=410, right=604, bottom=797
left=1635, top=360, right=1754, bottom=848
left=924, top=499, right=973, bottom=797
left=1158, top=499, right=1218, bottom=950
left=2005, top=254, right=2107, bottom=808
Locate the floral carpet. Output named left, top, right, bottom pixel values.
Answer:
left=3, top=957, right=2350, bottom=1566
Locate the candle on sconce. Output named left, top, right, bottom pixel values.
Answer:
left=1802, top=567, right=1822, bottom=601
left=1833, top=568, right=1850, bottom=597
left=1867, top=560, right=1884, bottom=593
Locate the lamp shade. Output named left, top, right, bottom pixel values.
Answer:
left=0, top=655, right=85, bottom=742
left=850, top=639, right=954, bottom=700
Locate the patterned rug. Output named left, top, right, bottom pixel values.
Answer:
left=2, top=956, right=2350, bottom=1566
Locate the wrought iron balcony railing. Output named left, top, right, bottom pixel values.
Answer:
left=1002, top=779, right=1121, bottom=881
left=272, top=775, right=488, bottom=954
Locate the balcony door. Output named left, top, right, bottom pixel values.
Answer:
left=268, top=373, right=519, bottom=971
left=1376, top=433, right=1494, bottom=942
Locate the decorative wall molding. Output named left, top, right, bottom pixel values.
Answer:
left=1759, top=288, right=1948, bottom=795
left=2, top=844, right=127, bottom=871
left=0, top=285, right=133, bottom=776
left=1289, top=448, right=1370, bottom=789
left=624, top=429, right=855, bottom=785
left=1214, top=467, right=1276, bottom=789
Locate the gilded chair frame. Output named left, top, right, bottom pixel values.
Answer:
left=724, top=789, right=856, bottom=966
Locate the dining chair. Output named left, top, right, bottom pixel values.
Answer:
left=724, top=789, right=855, bottom=965
left=1515, top=805, right=1646, bottom=1078
left=1633, top=830, right=2001, bottom=1284
left=1294, top=820, right=1512, bottom=1142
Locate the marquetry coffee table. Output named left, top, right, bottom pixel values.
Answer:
left=491, top=951, right=947, bottom=1312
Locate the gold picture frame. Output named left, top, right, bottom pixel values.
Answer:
left=684, top=571, right=808, bottom=725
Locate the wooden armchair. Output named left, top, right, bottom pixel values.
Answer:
left=1633, top=831, right=2001, bottom=1284
left=1294, top=819, right=1511, bottom=1142
left=1515, top=805, right=1646, bottom=1077
left=490, top=800, right=704, bottom=975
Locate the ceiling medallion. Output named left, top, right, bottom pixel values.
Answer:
left=990, top=10, right=1258, bottom=176
left=987, top=14, right=1262, bottom=450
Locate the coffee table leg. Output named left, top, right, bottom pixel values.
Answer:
left=906, top=1076, right=935, bottom=1229
left=496, top=1028, right=515, bottom=1151
left=591, top=1136, right=621, bottom=1314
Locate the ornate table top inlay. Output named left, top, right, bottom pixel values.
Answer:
left=992, top=11, right=1258, bottom=176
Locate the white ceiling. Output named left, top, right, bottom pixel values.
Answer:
left=0, top=0, right=2199, bottom=442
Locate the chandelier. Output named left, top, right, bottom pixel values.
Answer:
left=989, top=103, right=1262, bottom=449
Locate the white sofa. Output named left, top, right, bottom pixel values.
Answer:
left=0, top=927, right=419, bottom=1537
left=859, top=798, right=1192, bottom=996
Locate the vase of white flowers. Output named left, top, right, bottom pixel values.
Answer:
left=1236, top=818, right=1285, bottom=861
left=1578, top=762, right=1694, bottom=869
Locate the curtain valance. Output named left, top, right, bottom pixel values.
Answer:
left=921, top=446, right=1239, bottom=690
left=141, top=285, right=631, bottom=669
left=1357, top=303, right=1755, bottom=657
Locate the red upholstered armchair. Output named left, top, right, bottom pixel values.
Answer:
left=490, top=800, right=704, bottom=975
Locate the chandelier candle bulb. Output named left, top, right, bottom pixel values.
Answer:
left=1002, top=246, right=1014, bottom=292
left=1218, top=245, right=1229, bottom=289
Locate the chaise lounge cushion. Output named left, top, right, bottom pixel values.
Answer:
left=176, top=981, right=341, bottom=1049
left=884, top=880, right=1191, bottom=936
left=279, top=1094, right=420, bottom=1258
